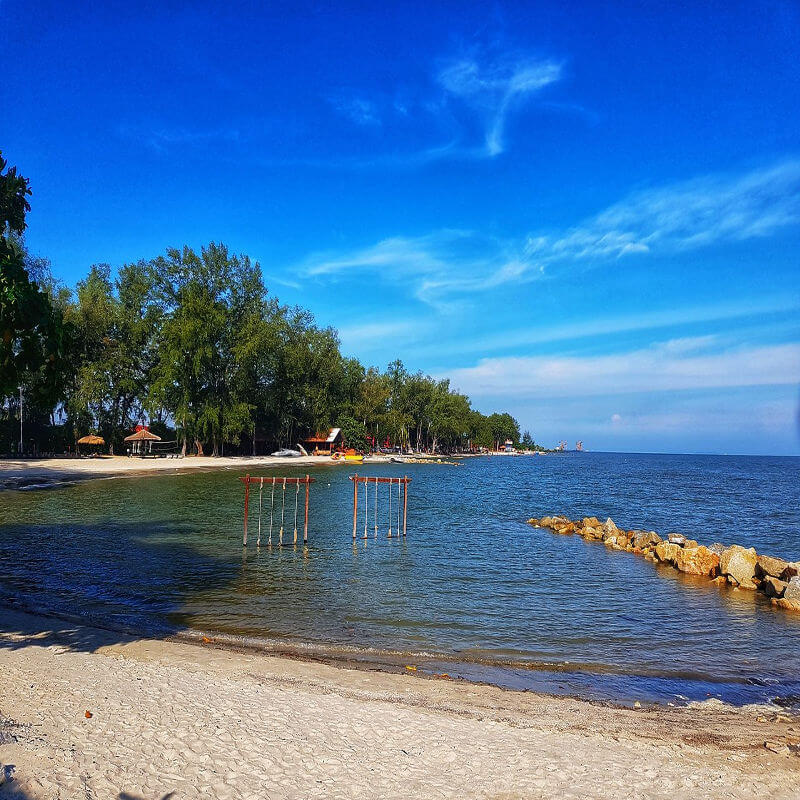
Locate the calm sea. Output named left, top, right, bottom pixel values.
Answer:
left=1, top=452, right=799, bottom=707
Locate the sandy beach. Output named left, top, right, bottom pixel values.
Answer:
left=0, top=608, right=797, bottom=799
left=0, top=454, right=392, bottom=490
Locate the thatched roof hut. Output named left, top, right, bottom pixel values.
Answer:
left=124, top=428, right=161, bottom=456
left=77, top=434, right=105, bottom=446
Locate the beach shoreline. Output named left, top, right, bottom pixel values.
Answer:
left=1, top=607, right=798, bottom=798
left=0, top=453, right=398, bottom=491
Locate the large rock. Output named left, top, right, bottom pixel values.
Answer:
left=774, top=577, right=800, bottom=612
left=674, top=545, right=720, bottom=577
left=783, top=576, right=800, bottom=604
left=655, top=541, right=681, bottom=565
left=582, top=517, right=601, bottom=528
left=631, top=531, right=661, bottom=550
left=667, top=533, right=687, bottom=546
left=756, top=554, right=790, bottom=579
left=720, top=545, right=758, bottom=590
left=762, top=575, right=788, bottom=598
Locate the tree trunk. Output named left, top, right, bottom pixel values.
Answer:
left=195, top=438, right=204, bottom=456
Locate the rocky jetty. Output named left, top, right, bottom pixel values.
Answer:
left=527, top=515, right=800, bottom=613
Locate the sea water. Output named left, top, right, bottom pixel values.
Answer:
left=1, top=452, right=799, bottom=707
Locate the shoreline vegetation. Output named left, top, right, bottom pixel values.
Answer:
left=1, top=606, right=799, bottom=798
left=2, top=154, right=535, bottom=461
left=528, top=515, right=800, bottom=613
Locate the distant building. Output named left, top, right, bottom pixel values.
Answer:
left=302, top=427, right=343, bottom=454
left=503, top=439, right=514, bottom=452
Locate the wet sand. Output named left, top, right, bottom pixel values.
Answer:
left=1, top=608, right=798, bottom=799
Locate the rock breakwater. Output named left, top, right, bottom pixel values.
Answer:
left=527, top=515, right=800, bottom=613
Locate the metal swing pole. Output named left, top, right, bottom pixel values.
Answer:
left=293, top=481, right=300, bottom=545
left=279, top=477, right=286, bottom=545
left=363, top=479, right=368, bottom=540
left=243, top=474, right=250, bottom=546
left=303, top=475, right=310, bottom=544
left=352, top=474, right=358, bottom=540
left=403, top=475, right=408, bottom=537
left=269, top=478, right=275, bottom=545
left=257, top=477, right=264, bottom=546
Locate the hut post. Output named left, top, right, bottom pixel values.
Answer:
left=402, top=475, right=408, bottom=537
left=352, top=474, right=358, bottom=540
left=304, top=475, right=310, bottom=544
left=243, top=474, right=250, bottom=546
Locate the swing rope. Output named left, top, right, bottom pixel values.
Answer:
left=257, top=477, right=264, bottom=546
left=268, top=478, right=275, bottom=545
left=293, top=481, right=299, bottom=543
left=279, top=477, right=286, bottom=543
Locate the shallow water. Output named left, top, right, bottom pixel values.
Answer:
left=1, top=453, right=799, bottom=707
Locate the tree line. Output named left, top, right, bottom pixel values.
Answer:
left=1, top=153, right=532, bottom=456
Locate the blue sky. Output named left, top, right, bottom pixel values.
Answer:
left=3, top=0, right=800, bottom=454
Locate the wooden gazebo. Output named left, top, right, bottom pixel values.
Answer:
left=124, top=428, right=161, bottom=457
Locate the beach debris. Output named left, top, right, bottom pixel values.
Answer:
left=202, top=636, right=213, bottom=644
left=527, top=515, right=800, bottom=614
left=633, top=701, right=642, bottom=709
left=405, top=665, right=417, bottom=671
left=84, top=710, right=93, bottom=719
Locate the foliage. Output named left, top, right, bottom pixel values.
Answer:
left=2, top=152, right=525, bottom=455
left=0, top=153, right=67, bottom=409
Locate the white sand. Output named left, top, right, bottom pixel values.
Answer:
left=1, top=609, right=797, bottom=799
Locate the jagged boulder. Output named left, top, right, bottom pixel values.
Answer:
left=667, top=533, right=686, bottom=546
left=720, top=545, right=758, bottom=590
left=582, top=516, right=601, bottom=528
left=755, top=554, right=790, bottom=579
left=708, top=543, right=726, bottom=556
left=553, top=521, right=576, bottom=535
left=773, top=576, right=800, bottom=611
left=674, top=545, right=720, bottom=577
left=655, top=541, right=681, bottom=565
left=631, top=531, right=661, bottom=550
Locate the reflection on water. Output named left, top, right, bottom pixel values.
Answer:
left=1, top=452, right=799, bottom=706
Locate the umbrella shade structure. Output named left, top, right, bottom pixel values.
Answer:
left=124, top=428, right=162, bottom=456
left=77, top=435, right=105, bottom=446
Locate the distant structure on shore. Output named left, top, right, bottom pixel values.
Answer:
left=576, top=441, right=583, bottom=452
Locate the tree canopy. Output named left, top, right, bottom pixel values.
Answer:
left=1, top=154, right=527, bottom=455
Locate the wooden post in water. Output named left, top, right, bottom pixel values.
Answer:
left=304, top=474, right=310, bottom=544
left=402, top=475, right=408, bottom=537
left=352, top=473, right=358, bottom=540
left=243, top=473, right=250, bottom=546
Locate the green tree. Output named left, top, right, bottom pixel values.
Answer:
left=0, top=153, right=67, bottom=424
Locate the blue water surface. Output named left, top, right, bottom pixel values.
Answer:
left=1, top=452, right=799, bottom=707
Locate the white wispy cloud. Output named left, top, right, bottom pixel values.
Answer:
left=301, top=230, right=528, bottom=311
left=443, top=340, right=800, bottom=398
left=326, top=48, right=564, bottom=162
left=437, top=55, right=562, bottom=156
left=526, top=159, right=800, bottom=264
left=298, top=159, right=800, bottom=307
